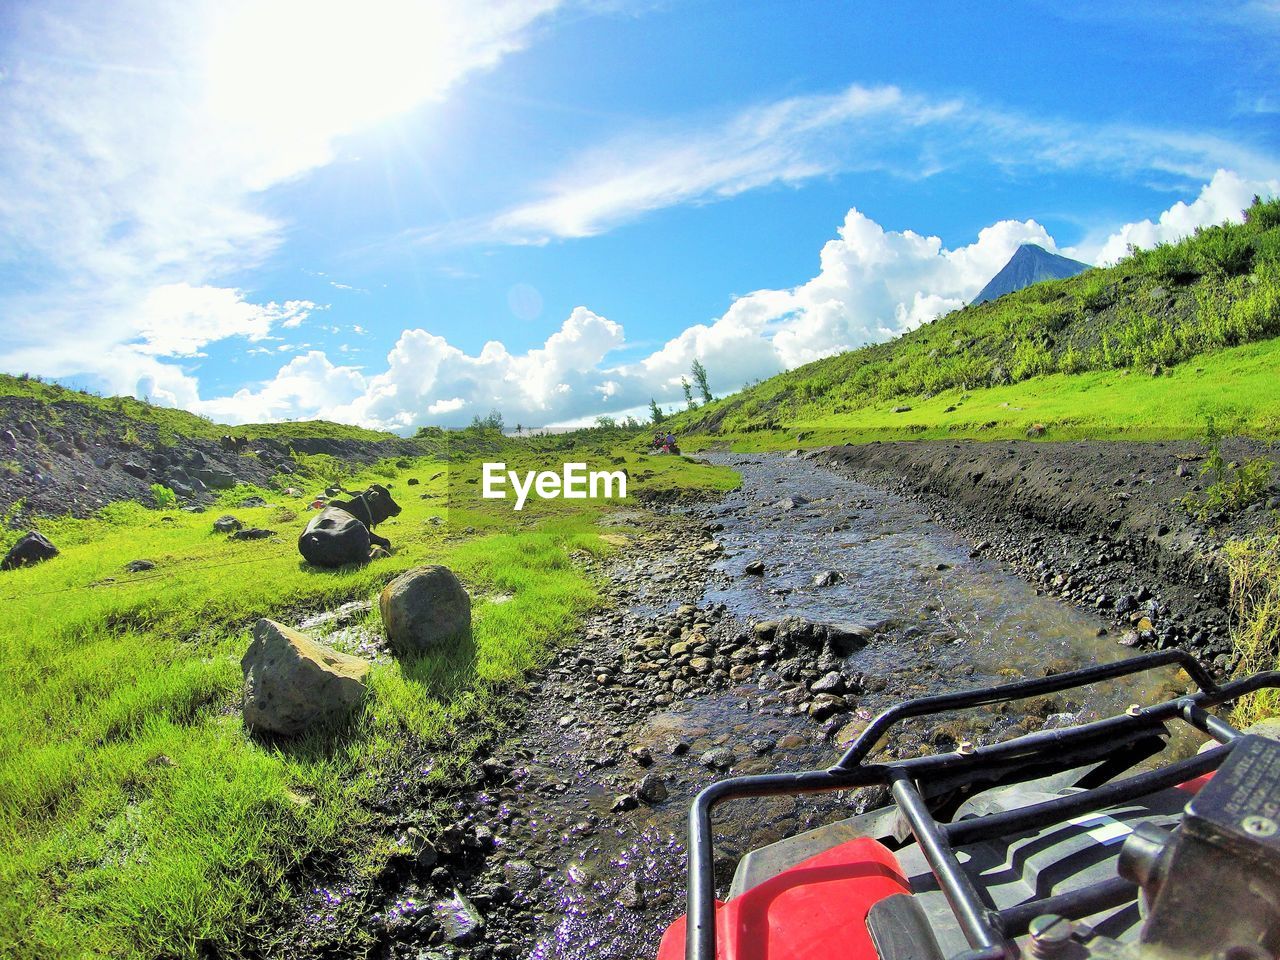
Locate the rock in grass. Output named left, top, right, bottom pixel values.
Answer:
left=229, top=527, right=273, bottom=541
left=2, top=531, right=58, bottom=570
left=213, top=515, right=242, bottom=533
left=241, top=618, right=369, bottom=737
left=124, top=559, right=155, bottom=573
left=379, top=565, right=471, bottom=656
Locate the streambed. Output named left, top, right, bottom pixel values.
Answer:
left=353, top=453, right=1189, bottom=960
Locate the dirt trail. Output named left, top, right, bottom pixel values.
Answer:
left=301, top=452, right=1208, bottom=960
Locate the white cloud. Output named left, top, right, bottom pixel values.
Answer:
left=1079, top=169, right=1280, bottom=264
left=425, top=83, right=1280, bottom=245
left=194, top=350, right=368, bottom=424
left=133, top=284, right=315, bottom=356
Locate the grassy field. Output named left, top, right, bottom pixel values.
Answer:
left=681, top=335, right=1280, bottom=452
left=0, top=448, right=738, bottom=959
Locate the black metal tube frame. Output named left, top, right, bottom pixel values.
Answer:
left=684, top=650, right=1280, bottom=960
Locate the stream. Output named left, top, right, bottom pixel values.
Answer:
left=360, top=453, right=1189, bottom=960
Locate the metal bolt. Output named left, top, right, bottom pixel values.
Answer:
left=1126, top=704, right=1143, bottom=717
left=1242, top=815, right=1278, bottom=838
left=1028, top=914, right=1074, bottom=958
left=957, top=740, right=976, bottom=756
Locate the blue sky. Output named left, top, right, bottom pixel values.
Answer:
left=1, top=0, right=1277, bottom=430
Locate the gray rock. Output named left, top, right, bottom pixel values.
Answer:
left=195, top=468, right=237, bottom=490
left=229, top=527, right=273, bottom=541
left=213, top=515, right=242, bottom=533
left=241, top=618, right=369, bottom=737
left=700, top=747, right=736, bottom=770
left=813, top=569, right=841, bottom=588
left=124, top=559, right=156, bottom=573
left=617, top=875, right=647, bottom=911
left=380, top=565, right=472, bottom=656
left=17, top=420, right=38, bottom=440
left=744, top=560, right=765, bottom=576
left=432, top=891, right=485, bottom=945
left=1, top=429, right=16, bottom=450
left=2, top=531, right=58, bottom=570
left=635, top=772, right=668, bottom=804
left=810, top=671, right=846, bottom=695
left=121, top=461, right=148, bottom=479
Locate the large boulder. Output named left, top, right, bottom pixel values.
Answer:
left=298, top=507, right=371, bottom=567
left=380, top=565, right=471, bottom=656
left=241, top=618, right=369, bottom=737
left=2, top=531, right=59, bottom=570
left=195, top=468, right=237, bottom=490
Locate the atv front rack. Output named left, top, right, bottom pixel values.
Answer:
left=684, top=649, right=1280, bottom=960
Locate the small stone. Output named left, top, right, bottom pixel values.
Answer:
left=700, top=747, right=736, bottom=770
left=629, top=745, right=653, bottom=767
left=611, top=793, right=638, bottom=813
left=635, top=772, right=668, bottom=804
left=124, top=559, right=156, bottom=573
left=744, top=560, right=765, bottom=576
left=432, top=891, right=485, bottom=945
left=229, top=527, right=273, bottom=541
left=810, top=671, right=846, bottom=695
left=813, top=569, right=841, bottom=588
left=618, top=876, right=647, bottom=911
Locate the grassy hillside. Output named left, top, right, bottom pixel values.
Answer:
left=0, top=450, right=738, bottom=959
left=674, top=195, right=1280, bottom=444
left=0, top=373, right=397, bottom=445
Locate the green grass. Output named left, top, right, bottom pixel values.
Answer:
left=673, top=195, right=1280, bottom=443
left=682, top=335, right=1280, bottom=451
left=0, top=450, right=737, bottom=959
left=1226, top=521, right=1280, bottom=728
left=0, top=373, right=399, bottom=447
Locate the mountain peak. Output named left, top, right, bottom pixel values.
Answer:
left=971, top=244, right=1090, bottom=305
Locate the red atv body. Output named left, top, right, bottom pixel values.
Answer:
left=659, top=651, right=1280, bottom=960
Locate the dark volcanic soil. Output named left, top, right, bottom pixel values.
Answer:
left=283, top=446, right=1242, bottom=960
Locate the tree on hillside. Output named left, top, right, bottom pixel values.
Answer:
left=648, top=398, right=666, bottom=424
left=681, top=377, right=696, bottom=410
left=515, top=422, right=523, bottom=435
left=691, top=358, right=712, bottom=403
left=470, top=409, right=505, bottom=433
left=595, top=415, right=617, bottom=430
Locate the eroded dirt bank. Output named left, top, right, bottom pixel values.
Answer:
left=283, top=450, right=1226, bottom=960
left=816, top=438, right=1280, bottom=671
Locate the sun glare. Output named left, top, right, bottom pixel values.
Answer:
left=203, top=1, right=465, bottom=183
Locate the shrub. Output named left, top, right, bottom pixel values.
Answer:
left=1244, top=194, right=1280, bottom=232
left=1181, top=419, right=1274, bottom=521
left=1073, top=273, right=1112, bottom=312
left=1227, top=522, right=1280, bottom=726
left=1195, top=224, right=1255, bottom=278
left=149, top=483, right=178, bottom=509
left=1141, top=241, right=1201, bottom=283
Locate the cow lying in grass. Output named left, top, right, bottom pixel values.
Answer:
left=298, top=484, right=403, bottom=567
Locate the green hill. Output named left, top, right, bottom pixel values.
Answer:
left=673, top=195, right=1280, bottom=445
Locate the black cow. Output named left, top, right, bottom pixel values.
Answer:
left=298, top=484, right=402, bottom=568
